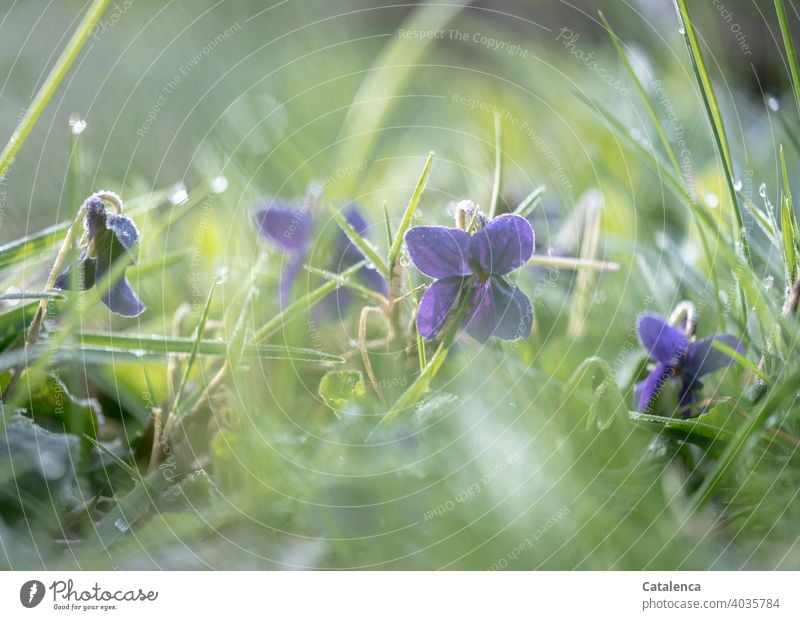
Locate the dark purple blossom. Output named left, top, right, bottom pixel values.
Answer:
left=634, top=312, right=742, bottom=412
left=253, top=200, right=386, bottom=307
left=404, top=213, right=534, bottom=342
left=54, top=197, right=145, bottom=317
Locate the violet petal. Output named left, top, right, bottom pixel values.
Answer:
left=54, top=251, right=95, bottom=291
left=100, top=275, right=146, bottom=317
left=463, top=278, right=533, bottom=342
left=416, top=276, right=466, bottom=340
left=684, top=334, right=742, bottom=378
left=404, top=226, right=472, bottom=279
left=636, top=313, right=689, bottom=365
left=254, top=203, right=312, bottom=252
left=636, top=362, right=672, bottom=411
left=469, top=214, right=534, bottom=276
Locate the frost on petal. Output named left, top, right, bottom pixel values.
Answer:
left=416, top=276, right=466, bottom=340
left=636, top=363, right=672, bottom=411
left=469, top=214, right=534, bottom=276
left=105, top=214, right=140, bottom=253
left=684, top=334, right=742, bottom=378
left=404, top=226, right=472, bottom=279
left=636, top=313, right=688, bottom=365
left=83, top=197, right=108, bottom=238
left=254, top=203, right=311, bottom=252
left=100, top=275, right=145, bottom=317
left=463, top=278, right=533, bottom=343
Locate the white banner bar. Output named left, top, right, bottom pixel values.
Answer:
left=1, top=571, right=797, bottom=619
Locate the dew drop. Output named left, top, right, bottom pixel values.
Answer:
left=113, top=518, right=130, bottom=533
left=733, top=179, right=743, bottom=192
left=758, top=182, right=767, bottom=198
left=69, top=115, right=87, bottom=135
left=629, top=127, right=642, bottom=142
left=763, top=275, right=774, bottom=290
left=678, top=26, right=686, bottom=35
left=704, top=192, right=719, bottom=208
left=169, top=183, right=188, bottom=205
left=767, top=96, right=780, bottom=111
left=3, top=286, right=21, bottom=307
left=210, top=175, right=228, bottom=194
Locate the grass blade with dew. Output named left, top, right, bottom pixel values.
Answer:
left=388, top=151, right=434, bottom=270
left=0, top=0, right=110, bottom=180
left=69, top=332, right=342, bottom=363
left=712, top=340, right=770, bottom=383
left=513, top=185, right=546, bottom=218
left=254, top=260, right=367, bottom=342
left=488, top=109, right=504, bottom=218
left=330, top=208, right=390, bottom=279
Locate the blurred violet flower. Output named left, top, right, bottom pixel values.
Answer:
left=634, top=312, right=742, bottom=413
left=404, top=213, right=534, bottom=343
left=55, top=196, right=145, bottom=317
left=254, top=200, right=385, bottom=308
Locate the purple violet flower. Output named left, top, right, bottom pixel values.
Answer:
left=254, top=200, right=386, bottom=307
left=404, top=213, right=534, bottom=342
left=54, top=197, right=145, bottom=317
left=634, top=312, right=742, bottom=412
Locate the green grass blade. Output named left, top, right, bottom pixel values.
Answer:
left=488, top=110, right=503, bottom=218
left=776, top=0, right=800, bottom=116
left=334, top=1, right=467, bottom=188
left=170, top=280, right=218, bottom=419
left=254, top=260, right=367, bottom=342
left=305, top=265, right=386, bottom=305
left=0, top=0, right=110, bottom=180
left=331, top=208, right=389, bottom=279
left=68, top=332, right=342, bottom=363
left=513, top=185, right=546, bottom=218
left=712, top=340, right=768, bottom=383
left=780, top=144, right=799, bottom=286
left=388, top=151, right=434, bottom=269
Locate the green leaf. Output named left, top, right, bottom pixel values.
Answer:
left=0, top=414, right=82, bottom=518
left=318, top=370, right=367, bottom=415
left=388, top=151, right=434, bottom=269
left=629, top=401, right=739, bottom=452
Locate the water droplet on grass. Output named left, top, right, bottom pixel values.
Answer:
left=759, top=182, right=767, bottom=198
left=678, top=26, right=686, bottom=35
left=733, top=179, right=743, bottom=192
left=69, top=115, right=87, bottom=135
left=210, top=175, right=228, bottom=194
left=4, top=286, right=20, bottom=306
left=767, top=96, right=780, bottom=111
left=169, top=183, right=188, bottom=205
left=763, top=275, right=774, bottom=290
left=704, top=192, right=719, bottom=208
left=113, top=518, right=129, bottom=532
